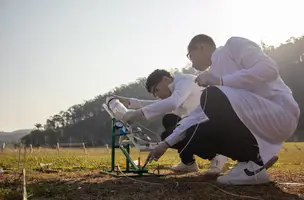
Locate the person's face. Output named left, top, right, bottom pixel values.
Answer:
left=151, top=76, right=172, bottom=99
left=187, top=44, right=212, bottom=71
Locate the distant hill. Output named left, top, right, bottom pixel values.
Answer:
left=0, top=129, right=32, bottom=143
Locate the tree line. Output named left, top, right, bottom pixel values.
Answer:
left=22, top=36, right=304, bottom=146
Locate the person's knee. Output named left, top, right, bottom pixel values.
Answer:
left=162, top=113, right=181, bottom=129
left=200, top=86, right=230, bottom=119
left=160, top=129, right=172, bottom=141
left=200, top=86, right=221, bottom=109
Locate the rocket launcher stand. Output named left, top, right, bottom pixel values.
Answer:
left=100, top=103, right=164, bottom=177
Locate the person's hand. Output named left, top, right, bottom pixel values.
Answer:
left=113, top=95, right=131, bottom=108
left=146, top=141, right=169, bottom=163
left=122, top=109, right=143, bottom=123
left=195, top=71, right=221, bottom=87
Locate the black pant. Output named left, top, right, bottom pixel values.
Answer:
left=181, top=86, right=263, bottom=165
left=161, top=114, right=195, bottom=165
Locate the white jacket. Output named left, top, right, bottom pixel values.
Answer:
left=165, top=37, right=300, bottom=164
left=128, top=73, right=206, bottom=120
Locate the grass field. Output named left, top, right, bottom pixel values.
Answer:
left=0, top=142, right=304, bottom=200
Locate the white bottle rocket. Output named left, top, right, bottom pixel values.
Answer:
left=106, top=96, right=129, bottom=121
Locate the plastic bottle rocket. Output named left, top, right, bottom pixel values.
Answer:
left=106, top=96, right=129, bottom=121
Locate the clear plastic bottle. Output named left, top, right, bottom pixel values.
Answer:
left=106, top=96, right=129, bottom=121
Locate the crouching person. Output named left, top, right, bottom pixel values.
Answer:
left=144, top=34, right=300, bottom=185
left=116, top=69, right=227, bottom=175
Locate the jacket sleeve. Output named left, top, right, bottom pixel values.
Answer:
left=165, top=105, right=209, bottom=146
left=222, top=37, right=279, bottom=91
left=141, top=77, right=195, bottom=120
left=128, top=98, right=158, bottom=109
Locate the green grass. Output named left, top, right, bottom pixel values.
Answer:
left=0, top=147, right=215, bottom=172
left=0, top=142, right=304, bottom=200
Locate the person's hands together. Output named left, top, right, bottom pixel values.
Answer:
left=195, top=71, right=222, bottom=87
left=146, top=141, right=170, bottom=163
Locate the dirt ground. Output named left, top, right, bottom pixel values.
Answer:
left=1, top=169, right=303, bottom=200
left=1, top=145, right=304, bottom=200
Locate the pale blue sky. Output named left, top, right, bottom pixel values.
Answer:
left=0, top=0, right=303, bottom=131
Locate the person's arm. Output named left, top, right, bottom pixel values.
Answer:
left=141, top=77, right=195, bottom=120
left=164, top=105, right=209, bottom=147
left=128, top=98, right=158, bottom=109
left=222, top=37, right=279, bottom=91
left=113, top=95, right=158, bottom=109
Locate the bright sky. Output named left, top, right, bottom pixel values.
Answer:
left=0, top=0, right=303, bottom=131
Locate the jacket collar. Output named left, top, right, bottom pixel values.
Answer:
left=168, top=73, right=183, bottom=92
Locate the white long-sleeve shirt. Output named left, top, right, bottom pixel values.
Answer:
left=128, top=73, right=208, bottom=120
left=165, top=37, right=300, bottom=164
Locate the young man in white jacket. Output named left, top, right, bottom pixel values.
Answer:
left=117, top=69, right=227, bottom=174
left=144, top=35, right=300, bottom=185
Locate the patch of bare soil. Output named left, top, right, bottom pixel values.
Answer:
left=1, top=169, right=303, bottom=200
left=20, top=170, right=304, bottom=200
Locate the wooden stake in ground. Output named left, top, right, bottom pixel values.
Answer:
left=105, top=144, right=109, bottom=153
left=56, top=142, right=60, bottom=153
left=1, top=142, right=5, bottom=153
left=23, top=168, right=27, bottom=200
left=82, top=143, right=87, bottom=154
left=29, top=144, right=33, bottom=154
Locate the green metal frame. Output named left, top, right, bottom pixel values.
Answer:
left=100, top=118, right=164, bottom=177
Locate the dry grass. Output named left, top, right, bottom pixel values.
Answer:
left=0, top=142, right=304, bottom=200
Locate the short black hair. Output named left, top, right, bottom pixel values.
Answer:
left=187, top=34, right=216, bottom=55
left=145, top=69, right=172, bottom=93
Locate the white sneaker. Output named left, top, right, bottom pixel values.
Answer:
left=171, top=162, right=199, bottom=173
left=204, top=155, right=227, bottom=175
left=217, top=161, right=270, bottom=185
